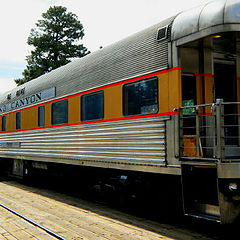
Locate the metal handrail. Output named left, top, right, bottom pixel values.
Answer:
left=179, top=103, right=213, bottom=109
left=179, top=100, right=240, bottom=162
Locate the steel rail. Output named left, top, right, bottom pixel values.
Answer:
left=0, top=203, right=65, bottom=240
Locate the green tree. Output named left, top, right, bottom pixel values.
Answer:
left=15, top=6, right=89, bottom=85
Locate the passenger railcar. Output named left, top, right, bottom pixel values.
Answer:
left=1, top=0, right=240, bottom=223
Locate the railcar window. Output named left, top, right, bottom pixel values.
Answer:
left=2, top=116, right=6, bottom=132
left=81, top=91, right=104, bottom=122
left=123, top=77, right=158, bottom=116
left=181, top=74, right=196, bottom=115
left=38, top=106, right=45, bottom=127
left=52, top=99, right=68, bottom=125
left=16, top=112, right=21, bottom=130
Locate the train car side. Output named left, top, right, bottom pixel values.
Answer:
left=0, top=67, right=181, bottom=175
left=1, top=0, right=240, bottom=224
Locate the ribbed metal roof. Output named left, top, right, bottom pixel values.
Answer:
left=172, top=0, right=240, bottom=44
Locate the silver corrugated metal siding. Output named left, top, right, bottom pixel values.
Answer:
left=0, top=117, right=168, bottom=167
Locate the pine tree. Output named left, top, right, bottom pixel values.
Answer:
left=15, top=6, right=89, bottom=85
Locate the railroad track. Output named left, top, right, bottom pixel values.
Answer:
left=0, top=180, right=222, bottom=240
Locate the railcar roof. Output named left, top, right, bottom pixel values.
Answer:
left=172, top=0, right=240, bottom=45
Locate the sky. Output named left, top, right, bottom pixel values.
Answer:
left=0, top=0, right=212, bottom=94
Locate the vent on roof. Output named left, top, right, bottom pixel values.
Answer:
left=156, top=26, right=168, bottom=41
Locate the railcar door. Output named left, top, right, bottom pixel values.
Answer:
left=214, top=59, right=238, bottom=146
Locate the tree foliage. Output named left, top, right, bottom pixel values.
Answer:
left=15, top=6, right=89, bottom=85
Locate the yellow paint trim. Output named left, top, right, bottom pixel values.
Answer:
left=204, top=75, right=214, bottom=113
left=158, top=73, right=169, bottom=113
left=45, top=103, right=52, bottom=127
left=22, top=108, right=38, bottom=130
left=68, top=96, right=80, bottom=124
left=104, top=85, right=123, bottom=119
left=169, top=69, right=182, bottom=111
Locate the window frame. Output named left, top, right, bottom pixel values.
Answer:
left=51, top=99, right=68, bottom=125
left=81, top=90, right=104, bottom=122
left=38, top=105, right=45, bottom=127
left=181, top=73, right=197, bottom=116
left=16, top=112, right=21, bottom=130
left=123, top=77, right=159, bottom=117
left=2, top=116, right=6, bottom=132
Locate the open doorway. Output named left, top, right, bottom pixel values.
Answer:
left=214, top=59, right=236, bottom=102
left=214, top=59, right=237, bottom=145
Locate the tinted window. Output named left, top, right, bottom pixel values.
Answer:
left=16, top=112, right=21, bottom=130
left=182, top=74, right=196, bottom=103
left=38, top=106, right=45, bottom=127
left=2, top=116, right=6, bottom=132
left=81, top=91, right=104, bottom=122
left=181, top=74, right=196, bottom=115
left=52, top=100, right=68, bottom=125
left=123, top=78, right=158, bottom=116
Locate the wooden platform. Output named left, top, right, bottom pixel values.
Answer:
left=0, top=206, right=56, bottom=240
left=0, top=181, right=213, bottom=240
